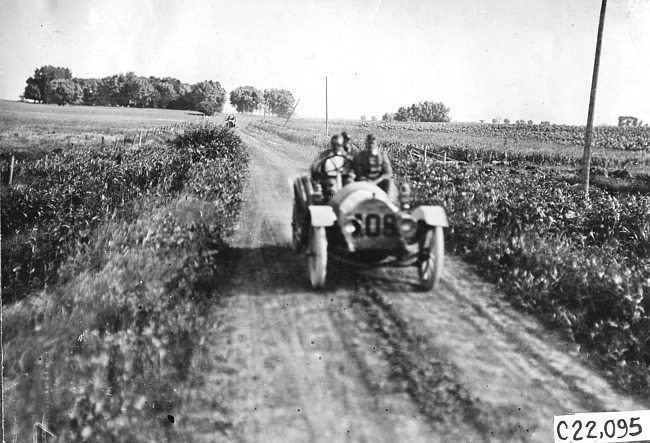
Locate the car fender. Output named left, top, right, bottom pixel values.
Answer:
left=309, top=205, right=337, bottom=227
left=412, top=206, right=449, bottom=227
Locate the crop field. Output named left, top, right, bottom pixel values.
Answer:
left=352, top=120, right=650, bottom=151
left=278, top=118, right=650, bottom=173
left=255, top=119, right=650, bottom=398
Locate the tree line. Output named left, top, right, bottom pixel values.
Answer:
left=22, top=65, right=295, bottom=117
left=228, top=86, right=295, bottom=118
left=383, top=101, right=450, bottom=123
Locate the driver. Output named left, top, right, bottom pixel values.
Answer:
left=311, top=135, right=354, bottom=180
left=353, top=134, right=398, bottom=201
left=311, top=135, right=355, bottom=197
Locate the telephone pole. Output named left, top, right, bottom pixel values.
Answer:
left=325, top=76, right=329, bottom=137
left=582, top=0, right=607, bottom=197
left=284, top=98, right=300, bottom=127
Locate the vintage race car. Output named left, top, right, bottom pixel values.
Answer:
left=291, top=152, right=448, bottom=290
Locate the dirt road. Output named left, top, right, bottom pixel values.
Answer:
left=178, top=125, right=647, bottom=442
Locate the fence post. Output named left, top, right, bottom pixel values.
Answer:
left=423, top=145, right=427, bottom=166
left=139, top=131, right=143, bottom=147
left=9, top=154, right=15, bottom=186
left=101, top=136, right=104, bottom=148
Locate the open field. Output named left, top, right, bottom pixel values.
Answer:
left=0, top=100, right=216, bottom=159
left=2, top=107, right=648, bottom=441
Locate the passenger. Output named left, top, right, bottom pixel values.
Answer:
left=341, top=131, right=359, bottom=157
left=353, top=134, right=398, bottom=201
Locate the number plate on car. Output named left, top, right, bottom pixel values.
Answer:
left=354, top=213, right=399, bottom=238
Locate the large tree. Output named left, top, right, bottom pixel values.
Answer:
left=95, top=75, right=122, bottom=106
left=46, top=78, right=80, bottom=105
left=24, top=65, right=73, bottom=104
left=23, top=82, right=41, bottom=102
left=167, top=82, right=193, bottom=110
left=229, top=86, right=261, bottom=113
left=74, top=78, right=99, bottom=105
left=190, top=80, right=226, bottom=115
left=152, top=77, right=180, bottom=108
left=121, top=73, right=155, bottom=107
left=263, top=88, right=295, bottom=118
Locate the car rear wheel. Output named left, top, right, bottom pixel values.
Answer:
left=417, top=226, right=444, bottom=291
left=308, top=226, right=328, bottom=288
left=292, top=185, right=310, bottom=253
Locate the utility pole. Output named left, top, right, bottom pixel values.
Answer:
left=284, top=98, right=300, bottom=127
left=582, top=0, right=607, bottom=197
left=325, top=76, right=329, bottom=137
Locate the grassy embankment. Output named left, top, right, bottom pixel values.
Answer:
left=2, top=103, right=248, bottom=441
left=255, top=120, right=650, bottom=401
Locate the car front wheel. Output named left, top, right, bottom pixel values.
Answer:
left=308, top=226, right=328, bottom=288
left=417, top=226, right=444, bottom=291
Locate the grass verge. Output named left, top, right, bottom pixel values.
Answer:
left=3, top=125, right=248, bottom=441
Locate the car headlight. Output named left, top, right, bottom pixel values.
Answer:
left=398, top=217, right=417, bottom=238
left=343, top=218, right=362, bottom=236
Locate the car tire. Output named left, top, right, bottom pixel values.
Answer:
left=417, top=226, right=444, bottom=291
left=308, top=226, right=328, bottom=288
left=292, top=189, right=309, bottom=253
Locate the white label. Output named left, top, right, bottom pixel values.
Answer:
left=554, top=410, right=650, bottom=443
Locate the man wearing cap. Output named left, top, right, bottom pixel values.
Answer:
left=353, top=134, right=398, bottom=201
left=311, top=134, right=355, bottom=186
left=341, top=131, right=359, bottom=157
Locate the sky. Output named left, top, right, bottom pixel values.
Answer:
left=1, top=0, right=649, bottom=124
